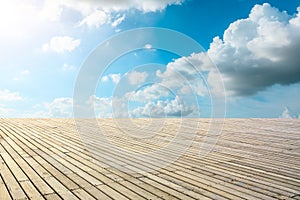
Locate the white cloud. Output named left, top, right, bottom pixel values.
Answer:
left=157, top=54, right=205, bottom=84
left=128, top=84, right=170, bottom=102
left=205, top=3, right=300, bottom=96
left=39, top=0, right=184, bottom=29
left=42, top=36, right=80, bottom=53
left=109, top=73, right=121, bottom=84
left=179, top=81, right=206, bottom=97
left=122, top=55, right=206, bottom=113
left=59, top=0, right=184, bottom=13
left=40, top=0, right=63, bottom=21
left=28, top=96, right=113, bottom=118
left=100, top=73, right=121, bottom=84
left=101, top=76, right=109, bottom=82
left=87, top=95, right=112, bottom=118
left=0, top=89, right=23, bottom=101
left=164, top=3, right=300, bottom=97
left=131, top=96, right=194, bottom=117
left=127, top=71, right=148, bottom=85
left=111, top=15, right=126, bottom=27
left=62, top=64, right=75, bottom=71
left=86, top=95, right=131, bottom=118
left=79, top=10, right=110, bottom=28
left=134, top=0, right=184, bottom=12
left=45, top=97, right=73, bottom=117
left=0, top=0, right=185, bottom=41
left=155, top=54, right=208, bottom=97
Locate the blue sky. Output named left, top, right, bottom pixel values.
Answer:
left=0, top=0, right=299, bottom=118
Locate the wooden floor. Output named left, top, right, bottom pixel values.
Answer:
left=0, top=118, right=300, bottom=199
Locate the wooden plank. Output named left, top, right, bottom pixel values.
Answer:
left=82, top=186, right=113, bottom=200
left=72, top=188, right=96, bottom=200
left=0, top=174, right=12, bottom=200
left=97, top=184, right=129, bottom=200
left=1, top=149, right=28, bottom=182
left=106, top=181, right=145, bottom=199
left=138, top=176, right=189, bottom=199
left=19, top=180, right=43, bottom=200
left=119, top=180, right=160, bottom=200
left=44, top=176, right=79, bottom=200
left=0, top=156, right=27, bottom=200
left=44, top=193, right=62, bottom=200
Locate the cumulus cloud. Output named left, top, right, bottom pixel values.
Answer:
left=203, top=3, right=300, bottom=96
left=164, top=4, right=300, bottom=97
left=127, top=3, right=300, bottom=116
left=78, top=10, right=110, bottom=28
left=109, top=73, right=121, bottom=84
left=131, top=96, right=194, bottom=117
left=30, top=96, right=113, bottom=118
left=0, top=89, right=23, bottom=101
left=45, top=97, right=73, bottom=117
left=122, top=56, right=206, bottom=115
left=87, top=95, right=113, bottom=118
left=42, top=36, right=80, bottom=53
left=100, top=73, right=120, bottom=84
left=40, top=0, right=184, bottom=28
left=59, top=0, right=184, bottom=13
left=128, top=84, right=170, bottom=102
left=136, top=0, right=184, bottom=12
left=127, top=71, right=148, bottom=85
left=156, top=54, right=208, bottom=96
left=84, top=96, right=129, bottom=118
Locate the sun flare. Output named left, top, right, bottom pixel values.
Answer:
left=0, top=1, right=39, bottom=39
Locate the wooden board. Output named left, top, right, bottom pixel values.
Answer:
left=0, top=118, right=299, bottom=199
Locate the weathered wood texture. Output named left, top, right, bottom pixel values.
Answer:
left=0, top=118, right=299, bottom=199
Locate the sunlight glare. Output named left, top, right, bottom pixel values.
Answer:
left=0, top=1, right=39, bottom=39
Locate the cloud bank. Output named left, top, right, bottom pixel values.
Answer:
left=127, top=71, right=148, bottom=86
left=42, top=36, right=80, bottom=53
left=0, top=89, right=23, bottom=101
left=131, top=96, right=194, bottom=117
left=169, top=3, right=300, bottom=96
left=42, top=0, right=184, bottom=28
left=124, top=3, right=300, bottom=117
left=45, top=97, right=73, bottom=117
left=208, top=3, right=300, bottom=96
